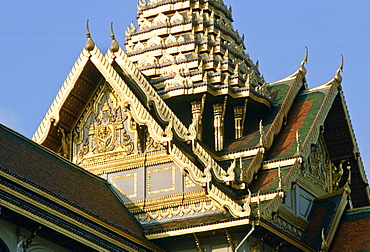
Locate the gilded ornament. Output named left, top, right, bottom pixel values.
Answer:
left=165, top=34, right=177, bottom=45
left=170, top=11, right=184, bottom=23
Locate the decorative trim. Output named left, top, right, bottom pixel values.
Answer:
left=146, top=218, right=251, bottom=240
left=147, top=166, right=176, bottom=194
left=81, top=150, right=170, bottom=175
left=32, top=49, right=91, bottom=143
left=110, top=173, right=138, bottom=198
left=301, top=82, right=338, bottom=157
left=264, top=73, right=304, bottom=150
left=136, top=200, right=219, bottom=222
left=125, top=190, right=208, bottom=213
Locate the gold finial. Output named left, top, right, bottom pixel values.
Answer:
left=85, top=20, right=95, bottom=51
left=239, top=156, right=243, bottom=181
left=299, top=46, right=308, bottom=76
left=259, top=120, right=264, bottom=146
left=296, top=130, right=301, bottom=155
left=257, top=190, right=261, bottom=217
left=278, top=164, right=282, bottom=190
left=321, top=228, right=328, bottom=250
left=346, top=162, right=351, bottom=184
left=228, top=6, right=232, bottom=15
left=243, top=189, right=251, bottom=210
left=110, top=22, right=119, bottom=52
left=138, top=0, right=146, bottom=8
left=334, top=54, right=344, bottom=84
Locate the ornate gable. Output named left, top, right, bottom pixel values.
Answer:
left=74, top=84, right=136, bottom=166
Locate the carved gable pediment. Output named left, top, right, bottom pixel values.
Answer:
left=73, top=83, right=165, bottom=171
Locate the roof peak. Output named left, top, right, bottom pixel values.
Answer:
left=85, top=20, right=95, bottom=51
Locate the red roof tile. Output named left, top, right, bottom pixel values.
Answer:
left=0, top=124, right=144, bottom=238
left=268, top=99, right=313, bottom=158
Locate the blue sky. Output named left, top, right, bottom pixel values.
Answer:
left=0, top=1, right=369, bottom=177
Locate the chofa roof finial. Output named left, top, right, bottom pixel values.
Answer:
left=334, top=54, right=344, bottom=84
left=299, top=46, right=308, bottom=76
left=85, top=20, right=95, bottom=51
left=110, top=22, right=119, bottom=52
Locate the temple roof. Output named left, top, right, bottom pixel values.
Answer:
left=0, top=124, right=162, bottom=251
left=331, top=206, right=370, bottom=251
left=29, top=1, right=370, bottom=250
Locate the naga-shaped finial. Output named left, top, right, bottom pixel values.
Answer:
left=110, top=22, right=119, bottom=52
left=334, top=54, right=344, bottom=84
left=299, top=46, right=308, bottom=76
left=85, top=20, right=95, bottom=51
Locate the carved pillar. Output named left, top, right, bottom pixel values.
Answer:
left=234, top=106, right=243, bottom=139
left=213, top=103, right=224, bottom=151
left=191, top=101, right=203, bottom=141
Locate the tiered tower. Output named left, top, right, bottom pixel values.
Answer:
left=125, top=0, right=271, bottom=151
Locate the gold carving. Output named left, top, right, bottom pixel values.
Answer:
left=304, top=136, right=333, bottom=192
left=110, top=173, right=138, bottom=198
left=333, top=159, right=346, bottom=191
left=233, top=106, right=243, bottom=139
left=146, top=134, right=165, bottom=153
left=139, top=18, right=151, bottom=30
left=153, top=12, right=169, bottom=26
left=58, top=126, right=69, bottom=158
left=136, top=200, right=219, bottom=222
left=193, top=233, right=205, bottom=252
left=148, top=166, right=176, bottom=194
left=74, top=87, right=135, bottom=166
left=147, top=34, right=162, bottom=47
left=170, top=11, right=184, bottom=23
left=213, top=97, right=227, bottom=151
left=82, top=150, right=170, bottom=175
left=185, top=176, right=197, bottom=188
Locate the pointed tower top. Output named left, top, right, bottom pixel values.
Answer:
left=334, top=54, right=344, bottom=84
left=299, top=46, right=308, bottom=76
left=110, top=22, right=119, bottom=52
left=85, top=20, right=95, bottom=51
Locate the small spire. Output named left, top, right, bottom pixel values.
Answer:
left=278, top=164, right=282, bottom=190
left=257, top=190, right=261, bottom=217
left=85, top=20, right=95, bottom=51
left=321, top=228, right=328, bottom=250
left=259, top=120, right=264, bottom=146
left=299, top=46, right=308, bottom=76
left=110, top=22, right=119, bottom=52
left=296, top=130, right=301, bottom=155
left=334, top=54, right=344, bottom=84
left=243, top=189, right=251, bottom=209
left=239, top=156, right=243, bottom=181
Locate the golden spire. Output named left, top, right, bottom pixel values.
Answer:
left=277, top=164, right=282, bottom=190
left=259, top=119, right=264, bottom=146
left=299, top=46, right=308, bottom=76
left=296, top=130, right=301, bottom=155
left=85, top=20, right=95, bottom=51
left=110, top=22, right=119, bottom=52
left=334, top=54, right=344, bottom=84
